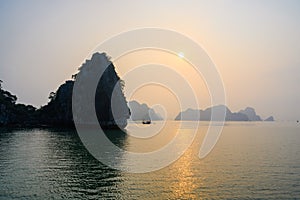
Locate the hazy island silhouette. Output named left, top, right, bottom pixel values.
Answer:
left=0, top=52, right=274, bottom=128
left=175, top=105, right=274, bottom=121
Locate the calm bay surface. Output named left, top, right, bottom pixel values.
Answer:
left=0, top=121, right=299, bottom=199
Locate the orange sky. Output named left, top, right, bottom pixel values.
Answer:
left=0, top=1, right=299, bottom=120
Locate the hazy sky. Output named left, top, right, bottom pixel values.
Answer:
left=0, top=0, right=299, bottom=120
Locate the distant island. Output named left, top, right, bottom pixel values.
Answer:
left=0, top=52, right=130, bottom=128
left=264, top=116, right=274, bottom=122
left=175, top=105, right=274, bottom=121
left=0, top=52, right=276, bottom=127
left=128, top=100, right=163, bottom=121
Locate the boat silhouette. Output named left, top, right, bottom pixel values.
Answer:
left=142, top=119, right=151, bottom=124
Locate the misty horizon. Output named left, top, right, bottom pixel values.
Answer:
left=1, top=1, right=300, bottom=199
left=1, top=1, right=299, bottom=121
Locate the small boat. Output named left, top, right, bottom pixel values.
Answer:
left=142, top=119, right=151, bottom=124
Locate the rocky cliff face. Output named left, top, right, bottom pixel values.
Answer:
left=39, top=52, right=130, bottom=128
left=0, top=52, right=131, bottom=129
left=92, top=52, right=130, bottom=128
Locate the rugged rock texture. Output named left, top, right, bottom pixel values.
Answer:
left=238, top=107, right=262, bottom=121
left=93, top=52, right=130, bottom=128
left=128, top=100, right=163, bottom=121
left=39, top=52, right=130, bottom=128
left=0, top=52, right=131, bottom=128
left=175, top=105, right=264, bottom=121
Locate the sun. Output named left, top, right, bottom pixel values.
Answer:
left=178, top=52, right=184, bottom=59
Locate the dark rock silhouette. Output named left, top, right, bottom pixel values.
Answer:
left=128, top=100, right=163, bottom=121
left=264, top=116, right=275, bottom=121
left=39, top=52, right=130, bottom=128
left=38, top=80, right=74, bottom=126
left=239, top=107, right=262, bottom=121
left=0, top=80, right=37, bottom=126
left=90, top=52, right=130, bottom=128
left=0, top=52, right=131, bottom=129
left=175, top=105, right=267, bottom=121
